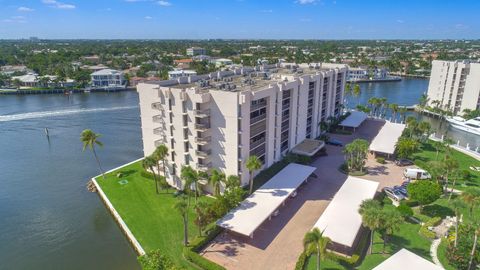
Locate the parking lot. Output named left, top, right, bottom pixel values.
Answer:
left=201, top=119, right=409, bottom=270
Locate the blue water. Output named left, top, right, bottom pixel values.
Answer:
left=0, top=92, right=142, bottom=270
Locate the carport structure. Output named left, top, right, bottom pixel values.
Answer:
left=369, top=121, right=406, bottom=157
left=339, top=111, right=368, bottom=131
left=217, top=163, right=316, bottom=238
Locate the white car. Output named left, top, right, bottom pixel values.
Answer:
left=383, top=187, right=405, bottom=201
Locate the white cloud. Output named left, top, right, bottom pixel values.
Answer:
left=144, top=16, right=153, bottom=19
left=157, top=1, right=172, bottom=6
left=42, top=0, right=76, bottom=9
left=296, top=0, right=317, bottom=5
left=18, top=7, right=34, bottom=12
left=2, top=16, right=27, bottom=23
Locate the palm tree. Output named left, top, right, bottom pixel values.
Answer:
left=153, top=144, right=169, bottom=190
left=432, top=140, right=444, bottom=160
left=379, top=97, right=388, bottom=118
left=389, top=103, right=399, bottom=123
left=443, top=157, right=459, bottom=197
left=359, top=199, right=382, bottom=255
left=353, top=83, right=361, bottom=106
left=468, top=222, right=480, bottom=270
left=246, top=155, right=262, bottom=194
left=398, top=106, right=408, bottom=123
left=181, top=165, right=199, bottom=205
left=174, top=198, right=189, bottom=246
left=80, top=129, right=105, bottom=179
left=451, top=199, right=466, bottom=248
left=303, top=228, right=330, bottom=270
left=142, top=155, right=159, bottom=194
left=462, top=188, right=480, bottom=215
left=194, top=201, right=208, bottom=236
left=381, top=209, right=403, bottom=254
left=225, top=175, right=241, bottom=190
left=209, top=168, right=225, bottom=196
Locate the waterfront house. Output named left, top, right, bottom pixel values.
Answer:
left=90, top=69, right=126, bottom=89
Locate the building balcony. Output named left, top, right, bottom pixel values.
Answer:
left=154, top=139, right=166, bottom=147
left=153, top=127, right=165, bottom=135
left=195, top=136, right=211, bottom=145
left=250, top=113, right=266, bottom=125
left=151, top=102, right=163, bottom=111
left=250, top=100, right=267, bottom=111
left=197, top=162, right=212, bottom=172
left=195, top=123, right=210, bottom=131
left=194, top=108, right=210, bottom=118
left=196, top=149, right=211, bottom=158
left=152, top=115, right=165, bottom=123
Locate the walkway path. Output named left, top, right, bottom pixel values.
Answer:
left=430, top=238, right=443, bottom=268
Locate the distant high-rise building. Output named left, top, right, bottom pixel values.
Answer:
left=136, top=63, right=347, bottom=190
left=186, top=47, right=206, bottom=56
left=427, top=60, right=480, bottom=115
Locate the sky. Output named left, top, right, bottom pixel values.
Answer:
left=0, top=0, right=479, bottom=40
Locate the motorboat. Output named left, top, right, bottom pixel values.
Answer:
left=446, top=116, right=480, bottom=136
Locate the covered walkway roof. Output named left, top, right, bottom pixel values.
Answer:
left=339, top=111, right=368, bottom=128
left=373, top=249, right=444, bottom=270
left=313, top=176, right=378, bottom=248
left=369, top=121, right=406, bottom=155
left=217, top=163, right=316, bottom=237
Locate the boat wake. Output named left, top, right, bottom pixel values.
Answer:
left=0, top=106, right=138, bottom=122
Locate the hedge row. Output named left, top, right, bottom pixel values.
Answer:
left=182, top=226, right=226, bottom=270
left=294, top=251, right=308, bottom=270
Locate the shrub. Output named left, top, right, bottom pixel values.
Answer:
left=376, top=157, right=386, bottom=164
left=141, top=171, right=155, bottom=180
left=138, top=250, right=180, bottom=270
left=419, top=217, right=442, bottom=239
left=397, top=202, right=413, bottom=218
left=446, top=224, right=480, bottom=269
left=183, top=226, right=226, bottom=270
left=407, top=180, right=442, bottom=208
left=295, top=251, right=308, bottom=270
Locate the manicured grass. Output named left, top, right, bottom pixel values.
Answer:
left=412, top=140, right=480, bottom=190
left=438, top=239, right=456, bottom=270
left=96, top=161, right=212, bottom=269
left=305, top=257, right=344, bottom=270
left=356, top=205, right=433, bottom=270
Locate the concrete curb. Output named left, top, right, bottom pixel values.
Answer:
left=92, top=157, right=146, bottom=256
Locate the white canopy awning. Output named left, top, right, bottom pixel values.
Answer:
left=373, top=249, right=444, bottom=270
left=369, top=121, right=406, bottom=155
left=313, top=176, right=379, bottom=248
left=339, top=111, right=368, bottom=128
left=217, top=163, right=316, bottom=237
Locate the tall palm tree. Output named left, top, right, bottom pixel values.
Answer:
left=209, top=168, right=225, bottom=196
left=462, top=188, right=480, bottom=215
left=81, top=129, right=105, bottom=179
left=398, top=106, right=407, bottom=123
left=443, top=157, right=459, bottom=197
left=142, top=155, right=159, bottom=194
left=246, top=155, right=262, bottom=194
left=353, top=83, right=361, bottom=106
left=174, top=198, right=189, bottom=246
left=181, top=165, right=199, bottom=205
left=303, top=228, right=330, bottom=270
left=381, top=209, right=403, bottom=254
left=389, top=103, right=399, bottom=123
left=451, top=199, right=466, bottom=248
left=359, top=199, right=383, bottom=254
left=153, top=144, right=169, bottom=189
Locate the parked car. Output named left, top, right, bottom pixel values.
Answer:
left=395, top=158, right=414, bottom=166
left=403, top=168, right=431, bottom=180
left=393, top=185, right=408, bottom=197
left=383, top=187, right=406, bottom=201
left=326, top=139, right=343, bottom=147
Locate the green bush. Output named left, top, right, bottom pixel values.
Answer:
left=138, top=250, right=181, bottom=270
left=397, top=202, right=414, bottom=218
left=182, top=226, right=226, bottom=270
left=376, top=157, right=386, bottom=164
left=419, top=217, right=442, bottom=239
left=141, top=170, right=155, bottom=180
left=405, top=200, right=419, bottom=207
left=295, top=251, right=308, bottom=270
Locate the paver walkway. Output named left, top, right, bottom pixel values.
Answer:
left=430, top=238, right=443, bottom=268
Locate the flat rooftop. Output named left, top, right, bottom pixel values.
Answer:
left=313, top=176, right=379, bottom=248
left=217, top=163, right=316, bottom=237
left=291, top=139, right=325, bottom=157
left=144, top=63, right=347, bottom=93
left=369, top=121, right=406, bottom=155
left=339, top=111, right=368, bottom=128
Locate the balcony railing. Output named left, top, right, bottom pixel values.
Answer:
left=154, top=139, right=165, bottom=147
left=250, top=113, right=266, bottom=125
left=197, top=162, right=212, bottom=172
left=153, top=127, right=165, bottom=135
left=194, top=109, right=210, bottom=118
left=152, top=115, right=165, bottom=123
left=151, top=102, right=163, bottom=110
left=195, top=136, right=211, bottom=145
left=196, top=149, right=211, bottom=158
left=195, top=123, right=210, bottom=131
left=250, top=100, right=267, bottom=111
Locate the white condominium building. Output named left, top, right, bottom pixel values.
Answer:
left=137, top=63, right=347, bottom=189
left=90, top=69, right=126, bottom=89
left=427, top=60, right=480, bottom=114
left=186, top=47, right=207, bottom=56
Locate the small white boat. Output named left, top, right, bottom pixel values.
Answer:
left=446, top=116, right=480, bottom=136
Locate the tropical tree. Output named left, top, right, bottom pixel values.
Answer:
left=209, top=169, right=225, bottom=196
left=303, top=228, right=330, bottom=270
left=407, top=180, right=442, bottom=210
left=174, top=198, right=189, bottom=246
left=381, top=209, right=403, bottom=254
left=395, top=137, right=419, bottom=159
left=418, top=93, right=429, bottom=109
left=225, top=175, right=241, bottom=190
left=194, top=201, right=209, bottom=236
left=344, top=139, right=369, bottom=173
left=353, top=83, right=361, bottom=106
left=461, top=188, right=480, bottom=215
left=142, top=155, right=159, bottom=194
left=468, top=221, right=480, bottom=270
left=153, top=144, right=169, bottom=188
left=443, top=157, right=459, bottom=198
left=398, top=106, right=408, bottom=123
left=359, top=199, right=383, bottom=254
left=246, top=155, right=262, bottom=194
left=451, top=199, right=466, bottom=248
left=80, top=129, right=105, bottom=179
left=181, top=165, right=199, bottom=205
left=379, top=97, right=388, bottom=118
left=432, top=140, right=444, bottom=160
left=389, top=103, right=399, bottom=123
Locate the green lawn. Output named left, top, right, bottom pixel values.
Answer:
left=96, top=161, right=211, bottom=269
left=305, top=257, right=344, bottom=270
left=438, top=239, right=456, bottom=270
left=412, top=140, right=480, bottom=190
left=356, top=205, right=433, bottom=270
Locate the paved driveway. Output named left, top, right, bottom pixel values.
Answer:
left=201, top=119, right=406, bottom=270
